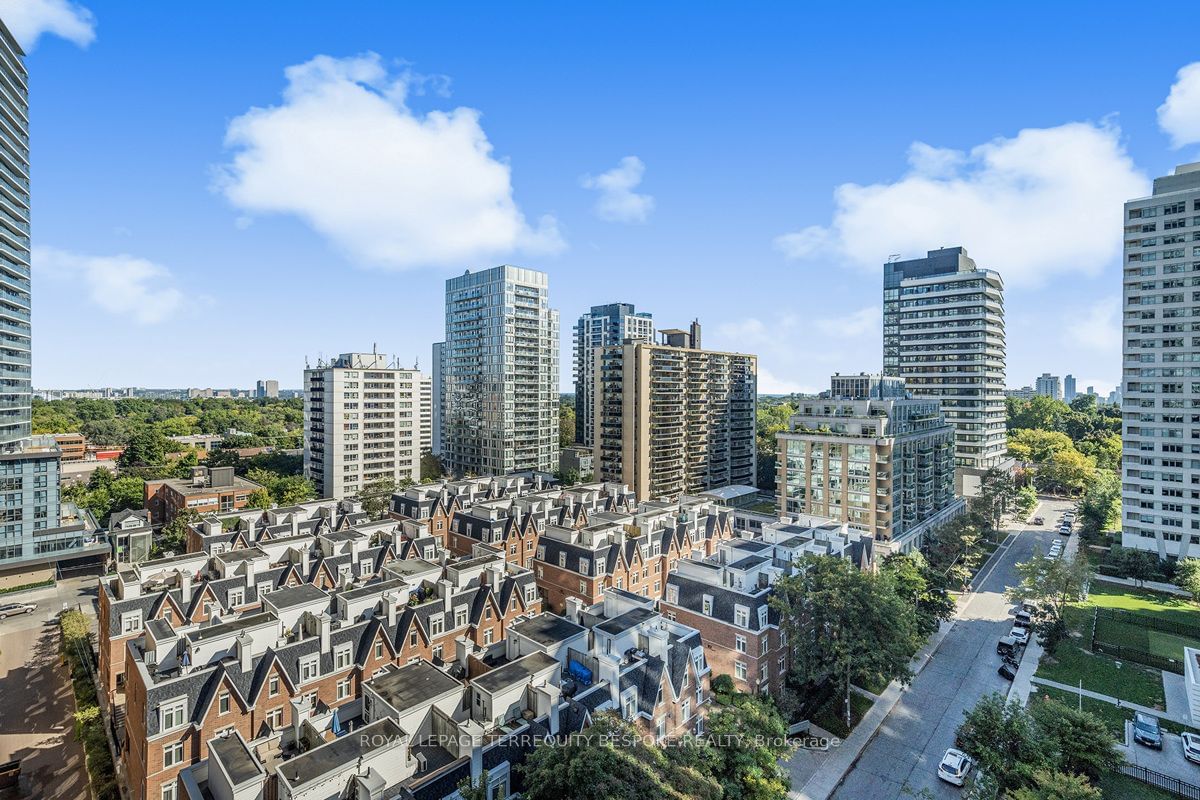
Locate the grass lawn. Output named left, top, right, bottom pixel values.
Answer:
left=1097, top=770, right=1179, bottom=800
left=1094, top=614, right=1200, bottom=663
left=1035, top=606, right=1167, bottom=709
left=810, top=690, right=874, bottom=738
left=1089, top=583, right=1200, bottom=626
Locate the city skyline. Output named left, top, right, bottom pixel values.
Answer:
left=15, top=2, right=1200, bottom=395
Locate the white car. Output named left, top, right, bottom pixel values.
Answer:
left=1183, top=732, right=1200, bottom=764
left=0, top=601, right=36, bottom=619
left=1010, top=626, right=1030, bottom=644
left=938, top=748, right=974, bottom=786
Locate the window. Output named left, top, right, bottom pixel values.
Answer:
left=430, top=615, right=444, bottom=636
left=266, top=708, right=283, bottom=729
left=334, top=644, right=352, bottom=670
left=336, top=678, right=351, bottom=701
left=162, top=785, right=178, bottom=800
left=374, top=641, right=383, bottom=660
left=163, top=741, right=185, bottom=768
left=735, top=661, right=747, bottom=680
left=681, top=698, right=691, bottom=720
left=735, top=635, right=747, bottom=653
left=218, top=692, right=230, bottom=715
left=300, top=655, right=319, bottom=683
left=484, top=628, right=493, bottom=645
left=160, top=699, right=186, bottom=731
left=268, top=675, right=280, bottom=697
left=579, top=557, right=590, bottom=575
left=702, top=595, right=713, bottom=616
left=734, top=606, right=749, bottom=628
left=121, top=611, right=142, bottom=635
left=228, top=589, right=244, bottom=607
left=579, top=580, right=587, bottom=593
left=761, top=637, right=769, bottom=656
left=455, top=609, right=467, bottom=628
left=666, top=585, right=678, bottom=604
left=757, top=607, right=768, bottom=629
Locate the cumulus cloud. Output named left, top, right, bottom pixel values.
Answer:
left=35, top=246, right=183, bottom=324
left=1061, top=296, right=1121, bottom=353
left=215, top=53, right=563, bottom=270
left=713, top=309, right=880, bottom=395
left=1158, top=62, right=1200, bottom=148
left=0, top=0, right=95, bottom=50
left=581, top=156, right=654, bottom=223
left=775, top=122, right=1148, bottom=288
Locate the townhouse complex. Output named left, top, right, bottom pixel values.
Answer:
left=95, top=471, right=871, bottom=800
left=1122, top=163, right=1200, bottom=558
left=776, top=374, right=964, bottom=552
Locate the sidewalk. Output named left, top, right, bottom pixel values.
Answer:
left=793, top=616, right=956, bottom=800
left=1093, top=574, right=1192, bottom=598
left=1011, top=522, right=1079, bottom=705
left=1028, top=675, right=1192, bottom=726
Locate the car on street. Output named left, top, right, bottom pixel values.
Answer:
left=0, top=601, right=36, bottom=619
left=1183, top=732, right=1200, bottom=764
left=1014, top=611, right=1032, bottom=627
left=1009, top=626, right=1030, bottom=644
left=1134, top=713, right=1163, bottom=749
left=997, top=635, right=1018, bottom=656
left=1032, top=516, right=1044, bottom=525
left=1053, top=538, right=1063, bottom=547
left=997, top=661, right=1017, bottom=680
left=1022, top=601, right=1038, bottom=615
left=937, top=748, right=974, bottom=786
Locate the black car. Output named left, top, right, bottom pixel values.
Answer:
left=998, top=662, right=1017, bottom=680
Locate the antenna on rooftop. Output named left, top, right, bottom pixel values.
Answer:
left=887, top=254, right=901, bottom=263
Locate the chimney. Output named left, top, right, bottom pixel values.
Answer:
left=490, top=564, right=504, bottom=593
left=319, top=612, right=331, bottom=652
left=439, top=579, right=453, bottom=612
left=564, top=596, right=583, bottom=624
left=290, top=514, right=300, bottom=538
left=386, top=592, right=398, bottom=627
left=245, top=563, right=256, bottom=588
left=300, top=547, right=311, bottom=578
left=179, top=571, right=192, bottom=605
left=237, top=632, right=253, bottom=672
left=244, top=517, right=257, bottom=542
left=455, top=636, right=472, bottom=668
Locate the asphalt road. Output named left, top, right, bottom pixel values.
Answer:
left=829, top=498, right=1074, bottom=800
left=0, top=575, right=100, bottom=800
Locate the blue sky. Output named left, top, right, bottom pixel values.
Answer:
left=11, top=1, right=1200, bottom=393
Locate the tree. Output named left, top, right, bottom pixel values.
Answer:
left=1006, top=551, right=1093, bottom=649
left=420, top=451, right=444, bottom=481
left=559, top=468, right=580, bottom=487
left=755, top=403, right=795, bottom=492
left=1078, top=471, right=1120, bottom=534
left=772, top=555, right=922, bottom=728
left=976, top=467, right=1018, bottom=532
left=1037, top=448, right=1095, bottom=496
left=559, top=400, right=576, bottom=449
left=955, top=693, right=1050, bottom=791
left=456, top=769, right=490, bottom=800
left=1176, top=558, right=1200, bottom=598
left=1016, top=484, right=1039, bottom=515
left=245, top=488, right=273, bottom=511
left=1005, top=771, right=1101, bottom=800
left=521, top=712, right=720, bottom=800
left=119, top=428, right=171, bottom=471
left=880, top=552, right=955, bottom=637
left=358, top=479, right=399, bottom=518
left=700, top=693, right=792, bottom=800
left=922, top=515, right=984, bottom=588
left=154, top=510, right=196, bottom=557
left=1027, top=697, right=1115, bottom=780
left=1110, top=546, right=1160, bottom=587
left=1007, top=429, right=1075, bottom=465
left=1007, top=395, right=1067, bottom=433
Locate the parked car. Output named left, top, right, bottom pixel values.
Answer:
left=1183, top=732, right=1200, bottom=764
left=997, top=636, right=1018, bottom=656
left=0, top=601, right=35, bottom=620
left=1052, top=538, right=1063, bottom=547
left=1134, top=713, right=1163, bottom=749
left=1014, top=611, right=1032, bottom=628
left=997, top=661, right=1017, bottom=680
left=1009, top=626, right=1030, bottom=645
left=1022, top=601, right=1038, bottom=615
left=1032, top=516, right=1044, bottom=525
left=938, top=748, right=974, bottom=786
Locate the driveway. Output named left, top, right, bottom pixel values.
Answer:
left=825, top=498, right=1072, bottom=800
left=1121, top=726, right=1200, bottom=784
left=0, top=576, right=99, bottom=799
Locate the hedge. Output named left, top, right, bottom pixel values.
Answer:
left=60, top=610, right=119, bottom=800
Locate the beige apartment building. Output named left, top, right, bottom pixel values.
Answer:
left=593, top=330, right=756, bottom=499
left=777, top=374, right=963, bottom=552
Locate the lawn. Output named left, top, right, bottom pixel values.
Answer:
left=1094, top=614, right=1200, bottom=663
left=1032, top=685, right=1132, bottom=739
left=1035, top=605, right=1167, bottom=709
left=1089, top=583, right=1200, bottom=627
left=1097, top=770, right=1180, bottom=800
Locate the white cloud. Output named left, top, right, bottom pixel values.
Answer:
left=1158, top=62, right=1200, bottom=148
left=581, top=156, right=654, bottom=223
left=1061, top=296, right=1120, bottom=353
left=775, top=122, right=1148, bottom=288
left=215, top=53, right=564, bottom=270
left=35, top=246, right=183, bottom=324
left=0, top=0, right=95, bottom=50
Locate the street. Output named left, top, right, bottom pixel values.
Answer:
left=0, top=575, right=100, bottom=800
left=827, top=498, right=1072, bottom=800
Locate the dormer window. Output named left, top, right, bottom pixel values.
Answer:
left=558, top=552, right=566, bottom=568
left=299, top=654, right=319, bottom=683
left=758, top=607, right=768, bottom=630
left=537, top=545, right=546, bottom=560
left=734, top=605, right=749, bottom=628
left=228, top=589, right=244, bottom=607
left=121, top=611, right=142, bottom=635
left=334, top=644, right=352, bottom=670
left=666, top=585, right=678, bottom=605
left=525, top=587, right=537, bottom=603
left=160, top=698, right=187, bottom=731
left=430, top=615, right=445, bottom=636
left=702, top=595, right=713, bottom=616
left=579, top=558, right=590, bottom=576
left=454, top=608, right=467, bottom=628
